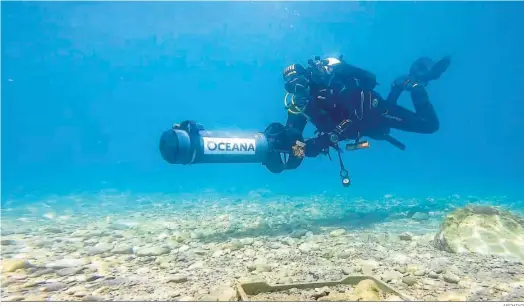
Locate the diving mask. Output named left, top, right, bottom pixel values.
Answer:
left=307, top=56, right=341, bottom=86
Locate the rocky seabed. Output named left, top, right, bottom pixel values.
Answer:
left=1, top=191, right=523, bottom=301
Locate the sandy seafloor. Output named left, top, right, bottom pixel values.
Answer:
left=1, top=189, right=523, bottom=302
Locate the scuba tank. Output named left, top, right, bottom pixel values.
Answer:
left=307, top=55, right=378, bottom=91
left=336, top=55, right=378, bottom=91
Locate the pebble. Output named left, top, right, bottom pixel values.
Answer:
left=394, top=266, right=406, bottom=273
left=255, top=264, right=272, bottom=272
left=428, top=271, right=439, bottom=279
left=402, top=276, right=417, bottom=286
left=336, top=250, right=353, bottom=259
left=382, top=270, right=403, bottom=283
left=167, top=275, right=188, bottom=283
left=411, top=212, right=429, bottom=221
left=210, top=287, right=237, bottom=301
left=42, top=282, right=67, bottom=292
left=430, top=258, right=449, bottom=274
left=494, top=283, right=511, bottom=292
left=229, top=241, right=244, bottom=251
left=199, top=295, right=218, bottom=301
left=86, top=274, right=104, bottom=282
left=46, top=258, right=88, bottom=269
left=341, top=267, right=354, bottom=275
left=73, top=291, right=87, bottom=297
left=3, top=259, right=29, bottom=272
left=355, top=259, right=379, bottom=273
left=46, top=227, right=63, bottom=234
left=241, top=238, right=255, bottom=245
left=281, top=237, right=296, bottom=246
left=10, top=273, right=28, bottom=280
left=136, top=246, right=170, bottom=257
left=137, top=267, right=150, bottom=274
left=188, top=261, right=204, bottom=270
left=290, top=229, right=307, bottom=238
left=329, top=229, right=346, bottom=237
left=399, top=232, right=413, bottom=241
left=298, top=243, right=319, bottom=253
left=23, top=281, right=43, bottom=288
left=111, top=244, right=134, bottom=255
left=56, top=267, right=84, bottom=276
left=32, top=268, right=54, bottom=277
left=170, top=291, right=182, bottom=298
left=87, top=243, right=114, bottom=255
left=414, top=269, right=426, bottom=276
left=246, top=264, right=256, bottom=272
left=82, top=295, right=104, bottom=301
left=107, top=223, right=129, bottom=230
left=443, top=272, right=461, bottom=284
left=265, top=243, right=279, bottom=250
left=194, top=249, right=207, bottom=255
left=1, top=239, right=16, bottom=246
left=390, top=253, right=409, bottom=265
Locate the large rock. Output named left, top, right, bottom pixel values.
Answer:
left=434, top=205, right=524, bottom=261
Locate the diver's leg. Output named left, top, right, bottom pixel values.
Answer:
left=380, top=87, right=439, bottom=134
left=386, top=83, right=403, bottom=105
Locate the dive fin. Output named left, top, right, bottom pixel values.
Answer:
left=427, top=55, right=451, bottom=81
left=409, top=56, right=451, bottom=83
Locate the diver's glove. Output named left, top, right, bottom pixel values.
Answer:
left=304, top=133, right=333, bottom=157
left=392, top=75, right=425, bottom=92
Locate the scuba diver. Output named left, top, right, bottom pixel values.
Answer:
left=158, top=54, right=451, bottom=187
left=263, top=55, right=451, bottom=185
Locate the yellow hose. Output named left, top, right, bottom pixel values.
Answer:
left=284, top=92, right=304, bottom=114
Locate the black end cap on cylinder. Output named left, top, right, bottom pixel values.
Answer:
left=159, top=129, right=180, bottom=164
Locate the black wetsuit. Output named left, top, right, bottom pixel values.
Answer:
left=283, top=61, right=440, bottom=157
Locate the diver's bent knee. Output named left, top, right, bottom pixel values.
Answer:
left=423, top=120, right=439, bottom=134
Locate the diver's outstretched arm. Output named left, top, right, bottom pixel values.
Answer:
left=284, top=111, right=334, bottom=158
left=286, top=111, right=307, bottom=135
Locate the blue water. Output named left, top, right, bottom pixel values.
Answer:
left=2, top=1, right=524, bottom=202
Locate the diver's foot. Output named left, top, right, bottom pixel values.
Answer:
left=409, top=56, right=451, bottom=84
